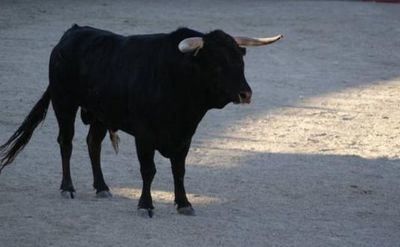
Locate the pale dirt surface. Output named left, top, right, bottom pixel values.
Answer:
left=0, top=1, right=400, bottom=246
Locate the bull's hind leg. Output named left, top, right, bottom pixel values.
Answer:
left=86, top=121, right=111, bottom=198
left=53, top=103, right=78, bottom=199
left=135, top=138, right=156, bottom=218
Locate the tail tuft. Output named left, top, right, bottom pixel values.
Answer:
left=0, top=88, right=51, bottom=173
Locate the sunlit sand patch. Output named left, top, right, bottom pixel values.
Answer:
left=113, top=187, right=223, bottom=205
left=193, top=78, right=400, bottom=160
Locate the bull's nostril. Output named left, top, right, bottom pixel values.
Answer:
left=239, top=92, right=248, bottom=99
left=238, top=91, right=252, bottom=103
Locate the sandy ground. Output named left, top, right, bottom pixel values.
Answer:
left=0, top=1, right=400, bottom=246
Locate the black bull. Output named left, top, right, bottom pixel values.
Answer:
left=0, top=25, right=282, bottom=216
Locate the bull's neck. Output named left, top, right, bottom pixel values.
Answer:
left=179, top=84, right=209, bottom=129
left=168, top=77, right=209, bottom=139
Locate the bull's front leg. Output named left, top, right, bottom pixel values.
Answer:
left=135, top=138, right=156, bottom=218
left=170, top=144, right=195, bottom=216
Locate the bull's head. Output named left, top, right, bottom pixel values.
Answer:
left=178, top=30, right=282, bottom=109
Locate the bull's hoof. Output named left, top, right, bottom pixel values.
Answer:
left=61, top=190, right=75, bottom=199
left=177, top=206, right=195, bottom=216
left=137, top=208, right=154, bottom=218
left=96, top=190, right=113, bottom=198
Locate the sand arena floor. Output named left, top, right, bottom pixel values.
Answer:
left=0, top=1, right=399, bottom=246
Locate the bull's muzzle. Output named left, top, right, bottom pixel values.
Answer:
left=238, top=91, right=252, bottom=104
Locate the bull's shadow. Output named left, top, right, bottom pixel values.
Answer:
left=1, top=146, right=398, bottom=246
left=110, top=150, right=399, bottom=246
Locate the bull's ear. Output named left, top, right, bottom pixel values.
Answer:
left=234, top=35, right=283, bottom=47
left=178, top=37, right=204, bottom=53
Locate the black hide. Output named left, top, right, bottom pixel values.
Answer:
left=50, top=25, right=251, bottom=157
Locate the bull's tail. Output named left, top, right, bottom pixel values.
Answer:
left=0, top=88, right=51, bottom=173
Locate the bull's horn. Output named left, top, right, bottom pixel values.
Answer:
left=178, top=37, right=204, bottom=53
left=234, top=34, right=283, bottom=47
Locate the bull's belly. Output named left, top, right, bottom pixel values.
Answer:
left=82, top=102, right=194, bottom=158
left=155, top=139, right=190, bottom=158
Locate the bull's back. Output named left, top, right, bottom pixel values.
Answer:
left=49, top=25, right=116, bottom=96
